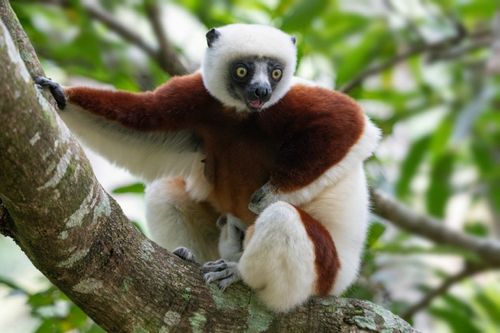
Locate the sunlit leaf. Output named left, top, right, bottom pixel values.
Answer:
left=475, top=290, right=500, bottom=326
left=396, top=136, right=430, bottom=200
left=426, top=152, right=455, bottom=218
left=112, top=182, right=145, bottom=194
left=366, top=221, right=386, bottom=248
left=280, top=0, right=329, bottom=32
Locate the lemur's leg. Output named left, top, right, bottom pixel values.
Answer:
left=145, top=177, right=220, bottom=263
left=217, top=214, right=247, bottom=261
left=205, top=165, right=369, bottom=312
left=202, top=214, right=246, bottom=290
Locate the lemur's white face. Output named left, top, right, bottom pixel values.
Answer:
left=201, top=24, right=297, bottom=112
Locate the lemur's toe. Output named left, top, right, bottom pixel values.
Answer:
left=202, top=259, right=240, bottom=291
left=172, top=246, right=197, bottom=262
left=34, top=76, right=66, bottom=110
left=202, top=259, right=227, bottom=272
left=217, top=273, right=240, bottom=291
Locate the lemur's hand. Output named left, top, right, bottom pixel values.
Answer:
left=248, top=182, right=279, bottom=214
left=35, top=76, right=66, bottom=110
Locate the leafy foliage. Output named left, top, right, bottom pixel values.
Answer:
left=2, top=0, right=499, bottom=332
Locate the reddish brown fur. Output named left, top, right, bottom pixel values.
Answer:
left=66, top=73, right=218, bottom=131
left=295, top=207, right=339, bottom=296
left=259, top=85, right=365, bottom=191
left=66, top=73, right=365, bottom=224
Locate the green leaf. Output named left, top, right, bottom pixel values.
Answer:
left=35, top=318, right=63, bottom=333
left=475, top=290, right=500, bottom=326
left=112, top=182, right=145, bottom=194
left=463, top=222, right=489, bottom=238
left=28, top=291, right=56, bottom=308
left=430, top=294, right=482, bottom=333
left=471, top=141, right=495, bottom=177
left=429, top=115, right=453, bottom=162
left=334, top=24, right=392, bottom=88
left=458, top=0, right=499, bottom=19
left=366, top=221, right=386, bottom=248
left=396, top=136, right=430, bottom=199
left=426, top=152, right=455, bottom=218
left=280, top=0, right=330, bottom=32
left=66, top=304, right=88, bottom=328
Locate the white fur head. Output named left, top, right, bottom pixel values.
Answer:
left=201, top=24, right=297, bottom=112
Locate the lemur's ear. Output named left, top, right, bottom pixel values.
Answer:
left=206, top=28, right=221, bottom=48
left=290, top=36, right=296, bottom=45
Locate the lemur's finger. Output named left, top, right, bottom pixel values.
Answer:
left=218, top=273, right=241, bottom=291
left=203, top=269, right=233, bottom=284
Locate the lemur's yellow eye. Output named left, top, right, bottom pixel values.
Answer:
left=272, top=68, right=282, bottom=81
left=235, top=66, right=247, bottom=78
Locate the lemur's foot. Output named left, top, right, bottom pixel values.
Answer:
left=34, top=76, right=66, bottom=110
left=173, top=246, right=197, bottom=263
left=202, top=259, right=241, bottom=291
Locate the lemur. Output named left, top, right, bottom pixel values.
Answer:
left=36, top=24, right=381, bottom=312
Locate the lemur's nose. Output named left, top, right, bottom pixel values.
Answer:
left=255, top=86, right=271, bottom=100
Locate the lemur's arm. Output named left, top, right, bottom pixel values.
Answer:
left=64, top=73, right=212, bottom=131
left=250, top=84, right=381, bottom=212
left=36, top=73, right=215, bottom=182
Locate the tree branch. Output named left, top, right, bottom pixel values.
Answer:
left=0, top=2, right=416, bottom=331
left=144, top=0, right=189, bottom=76
left=401, top=263, right=486, bottom=320
left=32, top=0, right=191, bottom=76
left=85, top=2, right=189, bottom=76
left=340, top=28, right=492, bottom=93
left=370, top=188, right=500, bottom=267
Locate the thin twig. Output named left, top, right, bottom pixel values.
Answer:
left=428, top=35, right=493, bottom=62
left=39, top=0, right=189, bottom=76
left=340, top=28, right=492, bottom=93
left=83, top=4, right=158, bottom=61
left=85, top=2, right=189, bottom=75
left=144, top=1, right=189, bottom=75
left=401, top=263, right=487, bottom=320
left=370, top=188, right=500, bottom=267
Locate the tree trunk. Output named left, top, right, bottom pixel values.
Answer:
left=0, top=2, right=416, bottom=332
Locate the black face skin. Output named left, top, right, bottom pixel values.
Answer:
left=227, top=56, right=285, bottom=112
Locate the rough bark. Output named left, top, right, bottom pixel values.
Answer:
left=0, top=2, right=416, bottom=332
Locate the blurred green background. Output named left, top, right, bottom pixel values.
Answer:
left=1, top=0, right=499, bottom=332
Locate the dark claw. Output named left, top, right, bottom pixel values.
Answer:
left=35, top=76, right=67, bottom=110
left=173, top=246, right=197, bottom=262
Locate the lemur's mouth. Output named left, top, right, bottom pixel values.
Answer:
left=248, top=99, right=265, bottom=111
